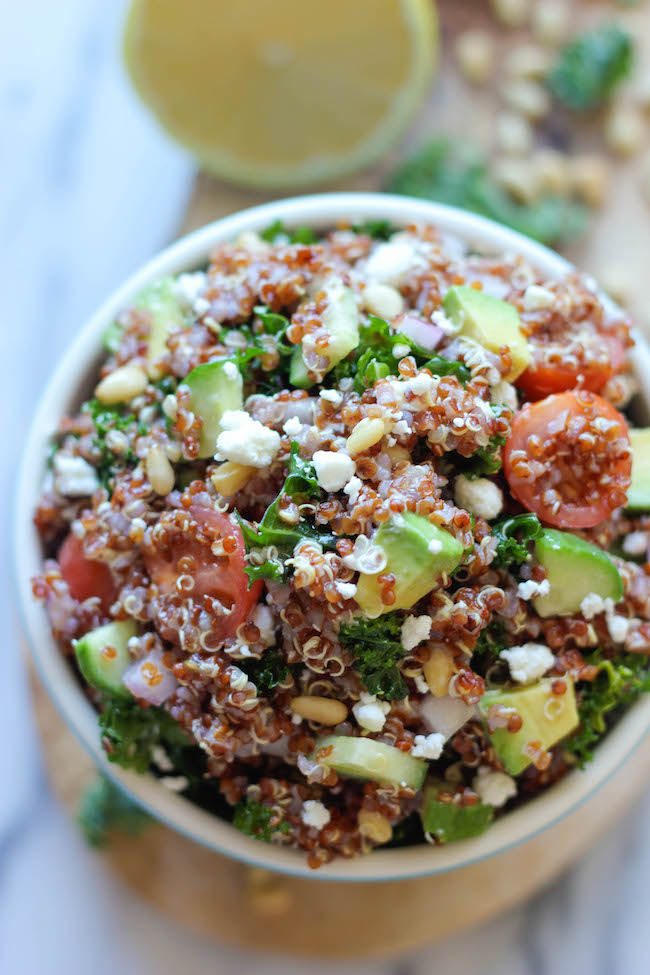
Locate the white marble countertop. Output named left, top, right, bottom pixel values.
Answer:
left=3, top=2, right=650, bottom=972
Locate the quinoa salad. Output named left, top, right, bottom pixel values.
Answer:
left=32, top=219, right=650, bottom=867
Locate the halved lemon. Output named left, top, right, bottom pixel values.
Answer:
left=123, top=0, right=438, bottom=189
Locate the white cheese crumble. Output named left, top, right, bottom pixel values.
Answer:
left=490, top=379, right=519, bottom=412
left=214, top=410, right=281, bottom=468
left=251, top=604, right=277, bottom=646
left=580, top=592, right=608, bottom=619
left=473, top=767, right=517, bottom=807
left=364, top=238, right=423, bottom=286
left=353, top=692, right=391, bottom=732
left=623, top=531, right=647, bottom=557
left=401, top=615, right=432, bottom=651
left=312, top=450, right=355, bottom=492
left=579, top=592, right=632, bottom=642
left=500, top=643, right=555, bottom=684
left=523, top=284, right=555, bottom=311
left=414, top=674, right=430, bottom=694
left=335, top=581, right=358, bottom=600
left=194, top=297, right=211, bottom=317
left=53, top=454, right=99, bottom=497
left=283, top=415, right=302, bottom=436
left=223, top=361, right=239, bottom=381
left=392, top=419, right=412, bottom=437
left=301, top=800, right=331, bottom=830
left=454, top=474, right=504, bottom=521
left=160, top=776, right=190, bottom=792
left=319, top=388, right=343, bottom=405
left=411, top=732, right=445, bottom=760
left=343, top=475, right=362, bottom=505
left=392, top=343, right=412, bottom=359
left=173, top=271, right=206, bottom=309
left=517, top=578, right=550, bottom=600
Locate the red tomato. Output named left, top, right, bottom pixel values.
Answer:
left=517, top=334, right=626, bottom=401
left=143, top=504, right=262, bottom=644
left=58, top=533, right=117, bottom=613
left=503, top=391, right=632, bottom=529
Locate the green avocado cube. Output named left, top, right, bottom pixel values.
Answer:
left=443, top=285, right=530, bottom=382
left=135, top=277, right=187, bottom=379
left=625, top=429, right=650, bottom=513
left=420, top=778, right=494, bottom=843
left=533, top=528, right=623, bottom=618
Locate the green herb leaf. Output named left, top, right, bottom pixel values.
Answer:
left=547, top=24, right=633, bottom=112
left=491, top=514, right=543, bottom=569
left=259, top=220, right=318, bottom=245
left=284, top=442, right=320, bottom=499
left=352, top=219, right=397, bottom=240
left=339, top=613, right=408, bottom=701
left=98, top=699, right=191, bottom=775
left=565, top=653, right=650, bottom=766
left=386, top=139, right=588, bottom=247
left=242, top=650, right=289, bottom=694
left=233, top=799, right=290, bottom=842
left=82, top=398, right=139, bottom=491
left=77, top=774, right=150, bottom=848
left=244, top=559, right=285, bottom=584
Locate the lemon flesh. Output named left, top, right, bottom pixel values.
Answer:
left=124, top=0, right=437, bottom=188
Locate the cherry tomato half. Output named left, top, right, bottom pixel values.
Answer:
left=517, top=334, right=626, bottom=401
left=58, top=533, right=117, bottom=613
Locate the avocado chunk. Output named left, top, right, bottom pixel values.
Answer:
left=478, top=677, right=579, bottom=775
left=355, top=512, right=464, bottom=618
left=296, top=278, right=359, bottom=383
left=443, top=285, right=530, bottom=382
left=625, top=429, right=650, bottom=513
left=315, top=735, right=427, bottom=790
left=135, top=277, right=187, bottom=379
left=533, top=528, right=623, bottom=618
left=420, top=778, right=494, bottom=842
left=184, top=360, right=243, bottom=459
left=74, top=620, right=138, bottom=698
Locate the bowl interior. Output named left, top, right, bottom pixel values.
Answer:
left=15, top=192, right=650, bottom=881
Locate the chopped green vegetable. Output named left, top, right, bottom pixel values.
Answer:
left=547, top=24, right=633, bottom=112
left=491, top=514, right=543, bottom=570
left=103, top=321, right=123, bottom=355
left=233, top=799, right=290, bottom=842
left=386, top=139, right=588, bottom=247
left=242, top=650, right=289, bottom=694
left=259, top=220, right=318, bottom=245
left=83, top=398, right=139, bottom=491
left=352, top=219, right=397, bottom=240
left=244, top=559, right=285, bottom=584
left=77, top=774, right=150, bottom=848
left=338, top=612, right=408, bottom=700
left=98, top=699, right=191, bottom=774
left=565, top=653, right=650, bottom=766
left=472, top=619, right=507, bottom=657
left=283, top=442, right=321, bottom=499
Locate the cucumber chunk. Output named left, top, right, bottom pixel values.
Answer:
left=625, top=429, right=650, bottom=513
left=533, top=528, right=623, bottom=618
left=184, top=360, right=243, bottom=458
left=135, top=277, right=187, bottom=379
left=420, top=778, right=494, bottom=842
left=289, top=347, right=314, bottom=389
left=314, top=735, right=427, bottom=789
left=74, top=620, right=138, bottom=698
left=295, top=278, right=359, bottom=383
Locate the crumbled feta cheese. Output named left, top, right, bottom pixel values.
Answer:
left=104, top=429, right=130, bottom=455
left=579, top=593, right=609, bottom=620
left=214, top=410, right=281, bottom=467
left=473, top=767, right=517, bottom=807
left=411, top=732, right=445, bottom=760
left=319, top=389, right=343, bottom=405
left=312, top=450, right=355, bottom=492
left=151, top=745, right=174, bottom=772
left=517, top=578, right=550, bottom=600
left=353, top=692, right=391, bottom=732
left=301, top=800, right=331, bottom=830
left=343, top=475, right=362, bottom=505
left=53, top=454, right=99, bottom=497
left=414, top=674, right=430, bottom=694
left=362, top=282, right=405, bottom=320
left=392, top=343, right=412, bottom=359
left=523, top=284, right=555, bottom=311
left=401, top=615, right=432, bottom=651
left=428, top=538, right=443, bottom=555
left=173, top=271, right=206, bottom=309
left=431, top=308, right=460, bottom=336
left=336, top=581, right=358, bottom=600
left=252, top=604, right=277, bottom=646
left=490, top=379, right=518, bottom=412
left=283, top=415, right=302, bottom=436
left=223, top=361, right=239, bottom=381
left=608, top=614, right=630, bottom=643
left=391, top=419, right=412, bottom=437
left=407, top=372, right=435, bottom=397
left=160, top=776, right=190, bottom=792
left=500, top=643, right=555, bottom=684
left=194, top=297, right=211, bottom=317
left=623, top=531, right=648, bottom=556
left=364, top=238, right=423, bottom=286
left=454, top=474, right=504, bottom=521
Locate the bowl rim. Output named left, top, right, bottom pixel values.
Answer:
left=15, top=191, right=650, bottom=882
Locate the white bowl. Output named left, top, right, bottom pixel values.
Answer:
left=15, top=192, right=650, bottom=882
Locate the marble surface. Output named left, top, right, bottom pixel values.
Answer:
left=3, top=2, right=650, bottom=972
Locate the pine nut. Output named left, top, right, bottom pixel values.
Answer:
left=496, top=112, right=533, bottom=156
left=493, top=158, right=541, bottom=205
left=358, top=809, right=393, bottom=844
left=455, top=30, right=494, bottom=85
left=490, top=0, right=530, bottom=29
left=605, top=106, right=645, bottom=157
left=362, top=283, right=405, bottom=320
left=423, top=646, right=456, bottom=698
left=501, top=79, right=550, bottom=120
left=210, top=461, right=256, bottom=496
left=505, top=44, right=550, bottom=80
left=568, top=155, right=610, bottom=208
left=531, top=0, right=569, bottom=47
left=146, top=444, right=175, bottom=495
left=95, top=363, right=148, bottom=404
left=533, top=148, right=570, bottom=197
left=290, top=696, right=348, bottom=725
left=346, top=417, right=385, bottom=454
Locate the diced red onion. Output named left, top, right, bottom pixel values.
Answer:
left=396, top=314, right=443, bottom=351
left=122, top=648, right=178, bottom=705
left=418, top=693, right=476, bottom=740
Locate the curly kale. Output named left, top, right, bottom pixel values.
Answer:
left=472, top=619, right=508, bottom=658
left=259, top=219, right=318, bottom=245
left=386, top=139, right=588, bottom=247
left=77, top=774, right=150, bottom=848
left=339, top=613, right=408, bottom=701
left=242, top=650, right=289, bottom=694
left=98, top=699, right=192, bottom=775
left=83, top=398, right=141, bottom=491
left=352, top=219, right=398, bottom=240
left=491, top=514, right=543, bottom=570
left=547, top=24, right=633, bottom=112
left=233, top=800, right=290, bottom=842
left=565, top=653, right=650, bottom=766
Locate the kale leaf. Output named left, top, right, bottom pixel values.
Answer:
left=233, top=799, right=290, bottom=842
left=283, top=441, right=320, bottom=499
left=83, top=398, right=140, bottom=491
left=352, top=219, right=398, bottom=240
left=98, top=699, right=192, bottom=775
left=472, top=619, right=507, bottom=657
left=547, top=24, right=633, bottom=112
left=339, top=613, right=408, bottom=701
left=491, top=514, right=543, bottom=570
left=259, top=219, right=318, bottom=245
left=242, top=650, right=289, bottom=694
left=565, top=653, right=650, bottom=766
left=77, top=774, right=150, bottom=848
left=386, top=139, right=588, bottom=246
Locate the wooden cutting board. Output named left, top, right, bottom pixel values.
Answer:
left=28, top=0, right=650, bottom=958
